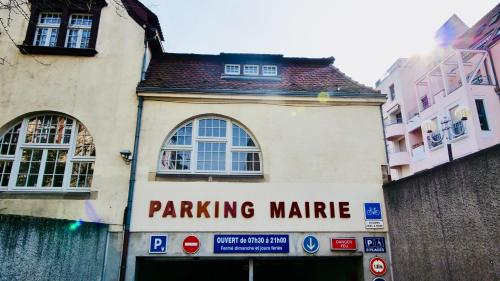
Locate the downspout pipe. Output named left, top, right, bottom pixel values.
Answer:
left=119, top=35, right=149, bottom=281
left=379, top=104, right=390, bottom=182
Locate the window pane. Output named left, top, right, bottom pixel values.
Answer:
left=25, top=115, right=73, bottom=144
left=75, top=123, right=96, bottom=157
left=42, top=150, right=67, bottom=187
left=35, top=13, right=61, bottom=47
left=0, top=161, right=13, bottom=186
left=66, top=15, right=93, bottom=49
left=34, top=28, right=49, bottom=46
left=0, top=123, right=21, bottom=156
left=70, top=162, right=94, bottom=188
left=197, top=142, right=226, bottom=171
left=39, top=13, right=61, bottom=25
left=225, top=64, right=240, bottom=75
left=159, top=150, right=191, bottom=170
left=199, top=119, right=226, bottom=137
left=475, top=100, right=489, bottom=131
left=66, top=29, right=79, bottom=48
left=80, top=29, right=91, bottom=48
left=262, top=65, right=277, bottom=76
left=244, top=65, right=259, bottom=75
left=232, top=152, right=261, bottom=172
left=69, top=15, right=92, bottom=27
left=168, top=123, right=192, bottom=145
left=16, top=149, right=43, bottom=187
left=232, top=124, right=256, bottom=147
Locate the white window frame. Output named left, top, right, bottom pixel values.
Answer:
left=158, top=117, right=262, bottom=176
left=0, top=115, right=95, bottom=193
left=262, top=65, right=278, bottom=76
left=243, top=65, right=259, bottom=76
left=33, top=12, right=62, bottom=47
left=224, top=64, right=241, bottom=75
left=65, top=14, right=93, bottom=49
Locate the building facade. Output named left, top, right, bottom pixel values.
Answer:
left=0, top=1, right=163, bottom=280
left=123, top=53, right=391, bottom=281
left=2, top=2, right=393, bottom=281
left=377, top=5, right=500, bottom=180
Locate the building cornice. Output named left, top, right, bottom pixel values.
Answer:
left=136, top=87, right=387, bottom=105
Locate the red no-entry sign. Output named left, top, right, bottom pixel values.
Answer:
left=369, top=257, right=387, bottom=276
left=182, top=235, right=200, bottom=254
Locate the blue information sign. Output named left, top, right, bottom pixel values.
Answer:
left=149, top=235, right=168, bottom=254
left=363, top=237, right=386, bottom=253
left=214, top=234, right=289, bottom=253
left=364, top=203, right=382, bottom=220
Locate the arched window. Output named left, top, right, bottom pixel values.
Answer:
left=0, top=114, right=95, bottom=191
left=159, top=117, right=262, bottom=175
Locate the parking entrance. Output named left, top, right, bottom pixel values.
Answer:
left=136, top=256, right=363, bottom=281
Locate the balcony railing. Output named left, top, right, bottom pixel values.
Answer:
left=414, top=49, right=496, bottom=112
left=384, top=118, right=403, bottom=126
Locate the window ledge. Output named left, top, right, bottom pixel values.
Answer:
left=0, top=189, right=96, bottom=200
left=17, top=45, right=98, bottom=57
left=155, top=172, right=264, bottom=182
left=220, top=75, right=282, bottom=82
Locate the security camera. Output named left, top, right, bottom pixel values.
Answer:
left=120, top=149, right=132, bottom=164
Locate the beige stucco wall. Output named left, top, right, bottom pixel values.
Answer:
left=0, top=4, right=148, bottom=226
left=131, top=95, right=388, bottom=232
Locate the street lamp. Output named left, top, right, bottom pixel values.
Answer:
left=421, top=106, right=471, bottom=162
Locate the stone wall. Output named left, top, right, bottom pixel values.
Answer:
left=0, top=215, right=108, bottom=281
left=384, top=144, right=500, bottom=281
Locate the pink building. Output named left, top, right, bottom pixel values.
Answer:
left=377, top=4, right=500, bottom=180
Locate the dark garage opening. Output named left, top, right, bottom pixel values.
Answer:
left=136, top=258, right=248, bottom=281
left=254, top=257, right=363, bottom=281
left=136, top=256, right=363, bottom=281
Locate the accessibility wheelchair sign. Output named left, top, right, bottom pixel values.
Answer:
left=149, top=235, right=168, bottom=254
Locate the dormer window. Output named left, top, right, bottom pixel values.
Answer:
left=262, top=65, right=278, bottom=76
left=243, top=65, right=259, bottom=75
left=225, top=64, right=241, bottom=75
left=20, top=0, right=106, bottom=56
left=222, top=63, right=279, bottom=79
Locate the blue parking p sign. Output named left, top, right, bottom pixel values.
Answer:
left=363, top=237, right=386, bottom=253
left=364, top=203, right=382, bottom=220
left=149, top=235, right=168, bottom=254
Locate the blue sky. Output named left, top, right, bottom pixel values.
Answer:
left=141, top=0, right=498, bottom=87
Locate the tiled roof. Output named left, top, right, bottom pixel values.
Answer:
left=139, top=53, right=378, bottom=94
left=454, top=3, right=500, bottom=49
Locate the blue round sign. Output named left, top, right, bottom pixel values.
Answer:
left=302, top=235, right=319, bottom=254
left=373, top=278, right=386, bottom=281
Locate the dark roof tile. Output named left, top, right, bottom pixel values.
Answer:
left=139, top=53, right=378, bottom=94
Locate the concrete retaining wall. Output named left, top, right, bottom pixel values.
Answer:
left=383, top=143, right=500, bottom=281
left=0, top=215, right=108, bottom=281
